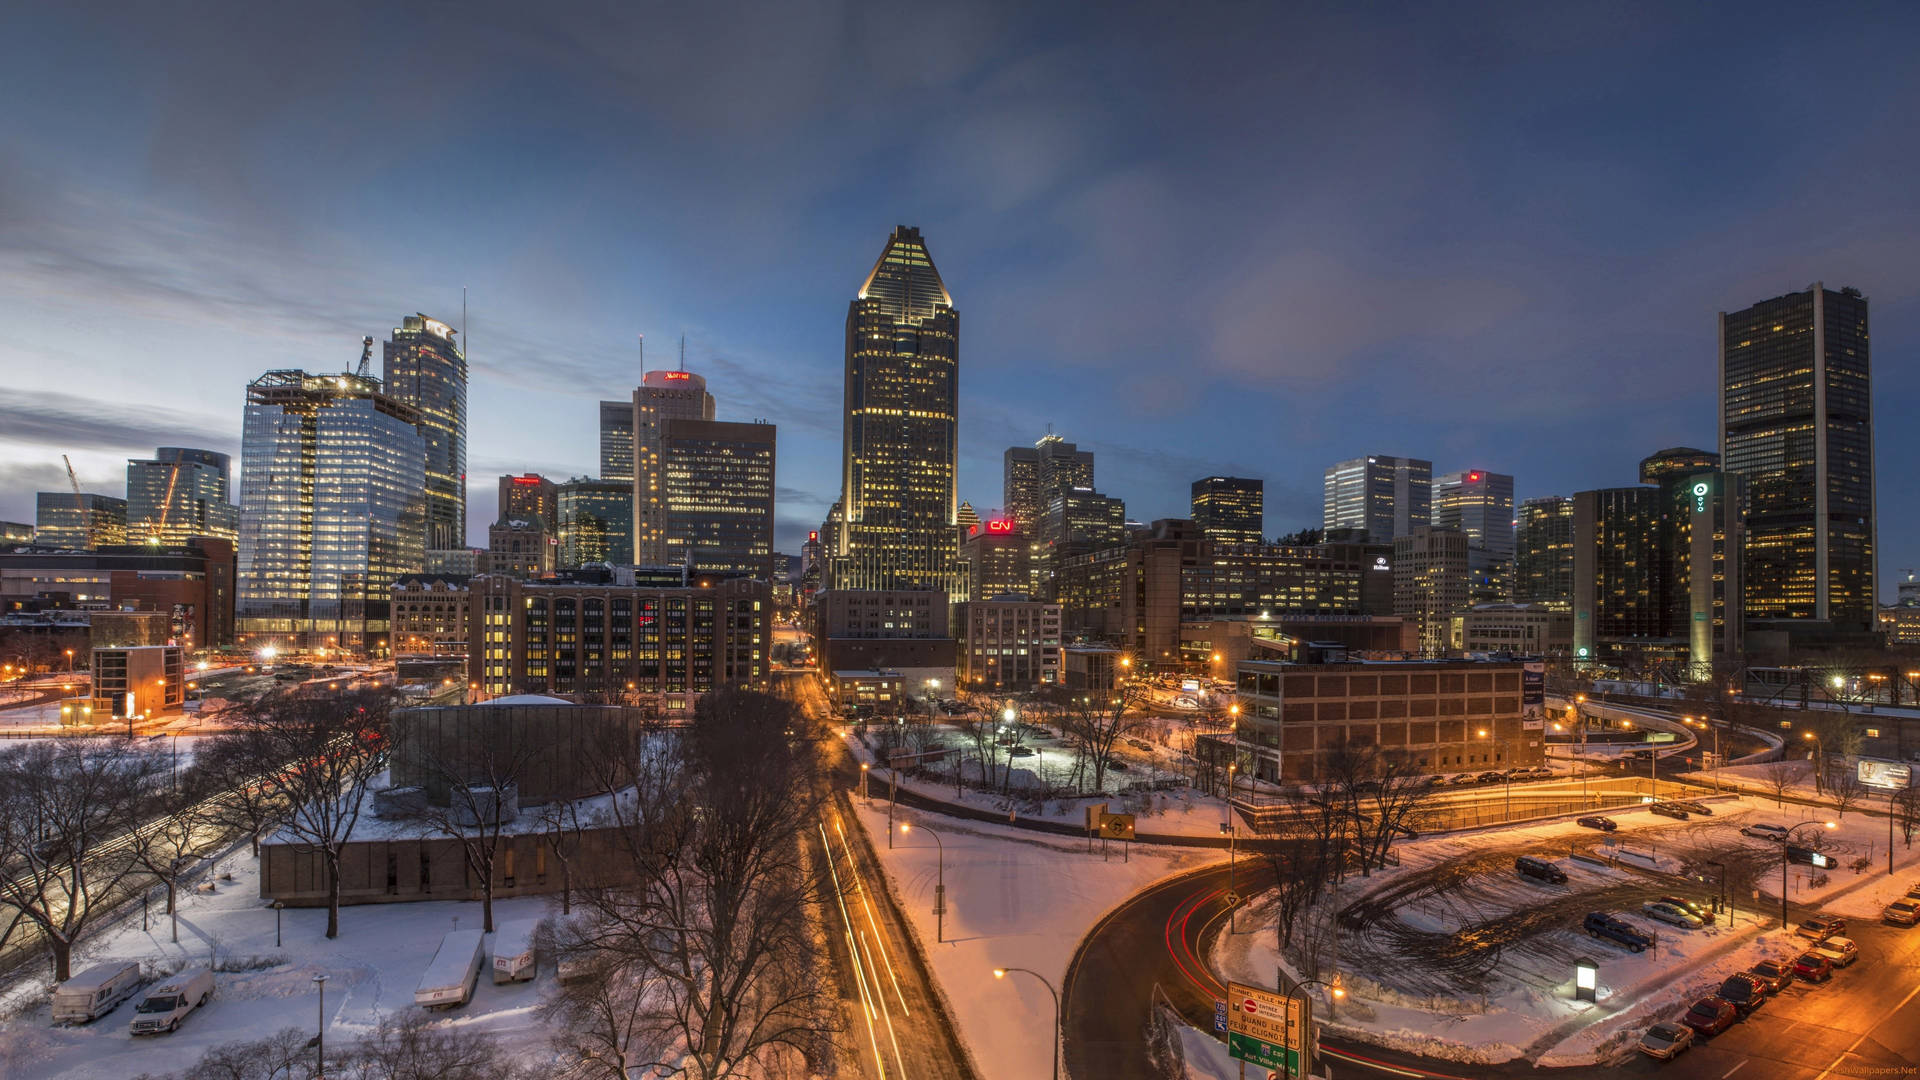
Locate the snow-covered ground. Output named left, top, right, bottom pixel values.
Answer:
left=850, top=800, right=1212, bottom=1080
left=0, top=851, right=557, bottom=1079
left=1211, top=793, right=1920, bottom=1066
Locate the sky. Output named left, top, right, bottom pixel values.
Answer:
left=1, top=2, right=1916, bottom=596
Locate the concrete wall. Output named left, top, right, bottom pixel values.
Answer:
left=259, top=824, right=640, bottom=906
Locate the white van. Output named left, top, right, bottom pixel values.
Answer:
left=51, top=962, right=143, bottom=1025
left=415, top=929, right=486, bottom=1008
left=491, top=919, right=540, bottom=984
left=129, top=968, right=214, bottom=1035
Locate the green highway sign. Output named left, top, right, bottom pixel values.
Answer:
left=1227, top=1031, right=1299, bottom=1073
left=1226, top=981, right=1307, bottom=1075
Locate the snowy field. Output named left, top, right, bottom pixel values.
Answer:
left=850, top=799, right=1212, bottom=1080
left=0, top=852, right=557, bottom=1079
left=1213, top=793, right=1920, bottom=1066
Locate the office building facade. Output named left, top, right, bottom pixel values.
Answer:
left=661, top=419, right=776, bottom=579
left=557, top=478, right=634, bottom=568
left=1432, top=469, right=1514, bottom=606
left=1570, top=487, right=1662, bottom=661
left=1515, top=497, right=1574, bottom=610
left=1719, top=284, right=1874, bottom=631
left=1324, top=455, right=1432, bottom=543
left=390, top=574, right=470, bottom=656
left=484, top=518, right=554, bottom=580
left=599, top=400, right=635, bottom=483
left=960, top=518, right=1031, bottom=601
left=829, top=226, right=962, bottom=596
left=632, top=370, right=717, bottom=565
left=382, top=315, right=468, bottom=552
left=237, top=370, right=426, bottom=651
left=953, top=598, right=1061, bottom=690
left=35, top=492, right=128, bottom=550
left=1392, top=527, right=1469, bottom=656
left=498, top=474, right=558, bottom=534
left=126, top=448, right=238, bottom=545
left=1191, top=476, right=1265, bottom=546
left=0, top=538, right=236, bottom=648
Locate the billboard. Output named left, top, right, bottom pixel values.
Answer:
left=1859, top=759, right=1914, bottom=790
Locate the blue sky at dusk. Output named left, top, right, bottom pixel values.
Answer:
left=2, top=2, right=1916, bottom=595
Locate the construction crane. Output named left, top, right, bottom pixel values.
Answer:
left=356, top=335, right=374, bottom=377
left=147, top=461, right=184, bottom=544
left=61, top=455, right=90, bottom=546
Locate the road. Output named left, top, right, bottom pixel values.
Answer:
left=779, top=671, right=979, bottom=1080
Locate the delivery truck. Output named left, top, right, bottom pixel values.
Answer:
left=415, top=929, right=486, bottom=1008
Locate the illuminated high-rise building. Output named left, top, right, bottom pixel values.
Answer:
left=1191, top=476, right=1264, bottom=546
left=497, top=474, right=557, bottom=534
left=660, top=419, right=775, bottom=578
left=1719, top=284, right=1874, bottom=631
left=382, top=314, right=468, bottom=552
left=127, top=448, right=238, bottom=545
left=599, top=400, right=635, bottom=483
left=236, top=369, right=426, bottom=650
left=632, top=370, right=716, bottom=564
left=1515, top=496, right=1574, bottom=610
left=829, top=226, right=962, bottom=595
left=1432, top=469, right=1514, bottom=605
left=1324, top=455, right=1432, bottom=543
left=557, top=478, right=634, bottom=567
left=34, top=492, right=127, bottom=549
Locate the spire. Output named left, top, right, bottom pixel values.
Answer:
left=855, top=225, right=952, bottom=318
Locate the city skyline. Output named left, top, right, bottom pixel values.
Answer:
left=3, top=4, right=1918, bottom=599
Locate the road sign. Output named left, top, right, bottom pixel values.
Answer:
left=1098, top=812, right=1136, bottom=840
left=1224, top=892, right=1242, bottom=907
left=1226, top=981, right=1304, bottom=1075
left=1213, top=998, right=1228, bottom=1034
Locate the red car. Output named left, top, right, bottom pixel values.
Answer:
left=1683, top=996, right=1738, bottom=1036
left=1792, top=951, right=1834, bottom=982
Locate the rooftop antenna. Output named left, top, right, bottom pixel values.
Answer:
left=639, top=333, right=645, bottom=371
left=679, top=334, right=686, bottom=372
left=462, top=285, right=469, bottom=361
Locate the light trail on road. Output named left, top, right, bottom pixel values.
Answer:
left=818, top=814, right=910, bottom=1080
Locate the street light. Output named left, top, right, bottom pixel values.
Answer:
left=272, top=900, right=285, bottom=947
left=312, top=973, right=329, bottom=1078
left=1803, top=731, right=1825, bottom=793
left=1276, top=974, right=1345, bottom=1075
left=1221, top=821, right=1238, bottom=932
left=900, top=822, right=946, bottom=942
left=1780, top=820, right=1837, bottom=933
left=992, top=967, right=1059, bottom=1080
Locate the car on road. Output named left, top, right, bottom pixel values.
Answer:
left=1796, top=914, right=1846, bottom=940
left=1881, top=900, right=1919, bottom=926
left=1716, top=973, right=1768, bottom=1016
left=1791, top=952, right=1834, bottom=982
left=1583, top=911, right=1656, bottom=952
left=1515, top=855, right=1568, bottom=884
left=1741, top=823, right=1790, bottom=841
left=1669, top=800, right=1714, bottom=816
left=1746, top=959, right=1794, bottom=993
left=1812, top=936, right=1859, bottom=968
left=1444, top=773, right=1478, bottom=786
left=1638, top=1021, right=1695, bottom=1060
left=1682, top=997, right=1738, bottom=1036
left=1008, top=746, right=1035, bottom=757
left=1642, top=901, right=1705, bottom=929
left=1658, top=896, right=1715, bottom=925
left=1127, top=738, right=1154, bottom=752
left=1648, top=802, right=1691, bottom=820
left=1475, top=771, right=1508, bottom=783
left=1577, top=815, right=1618, bottom=832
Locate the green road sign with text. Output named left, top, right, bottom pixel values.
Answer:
left=1226, top=1031, right=1299, bottom=1073
left=1226, top=981, right=1305, bottom=1074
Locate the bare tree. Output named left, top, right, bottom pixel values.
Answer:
left=406, top=741, right=538, bottom=933
left=229, top=687, right=393, bottom=938
left=1896, top=783, right=1920, bottom=848
left=1050, top=683, right=1150, bottom=794
left=194, top=735, right=288, bottom=857
left=336, top=1010, right=534, bottom=1080
left=1760, top=760, right=1799, bottom=807
left=126, top=766, right=222, bottom=944
left=536, top=794, right=594, bottom=916
left=1804, top=712, right=1864, bottom=795
left=0, top=738, right=162, bottom=981
left=1267, top=782, right=1353, bottom=948
left=543, top=923, right=661, bottom=1080
left=131, top=1027, right=315, bottom=1080
left=1828, top=767, right=1866, bottom=820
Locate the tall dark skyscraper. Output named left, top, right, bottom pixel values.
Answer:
left=1324, top=455, right=1432, bottom=543
left=632, top=370, right=717, bottom=565
left=829, top=226, right=961, bottom=595
left=1191, top=476, right=1264, bottom=546
left=1515, top=496, right=1574, bottom=610
left=383, top=314, right=468, bottom=552
left=599, top=400, right=635, bottom=483
left=1719, top=283, right=1874, bottom=630
left=1432, top=469, right=1514, bottom=605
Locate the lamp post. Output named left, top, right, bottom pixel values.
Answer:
left=859, top=761, right=870, bottom=802
left=992, top=967, right=1059, bottom=1080
left=1276, top=974, right=1346, bottom=1077
left=1803, top=731, right=1825, bottom=795
left=1780, top=820, right=1836, bottom=933
left=312, top=973, right=329, bottom=1078
left=1221, top=820, right=1238, bottom=933
left=901, top=822, right=946, bottom=942
left=272, top=900, right=285, bottom=947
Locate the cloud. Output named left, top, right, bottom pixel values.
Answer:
left=0, top=390, right=233, bottom=458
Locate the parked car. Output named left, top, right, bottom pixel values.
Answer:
left=1638, top=1020, right=1696, bottom=1060
left=1577, top=815, right=1618, bottom=832
left=1476, top=771, right=1507, bottom=783
left=1515, top=855, right=1568, bottom=884
left=1812, top=936, right=1859, bottom=968
left=1881, top=900, right=1919, bottom=926
left=1670, top=800, right=1714, bottom=816
left=1746, top=959, right=1794, bottom=993
left=1716, top=973, right=1768, bottom=1016
left=1446, top=774, right=1478, bottom=786
left=1681, top=997, right=1738, bottom=1036
left=1648, top=802, right=1691, bottom=820
left=1009, top=746, right=1036, bottom=758
left=1106, top=759, right=1127, bottom=771
left=1791, top=951, right=1834, bottom=982
left=1741, top=823, right=1790, bottom=841
left=1127, top=738, right=1155, bottom=752
left=1583, top=911, right=1655, bottom=952
left=1658, top=896, right=1716, bottom=925
left=1643, top=901, right=1705, bottom=929
left=129, top=969, right=214, bottom=1035
left=1796, top=914, right=1847, bottom=940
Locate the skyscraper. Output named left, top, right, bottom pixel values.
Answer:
left=1570, top=487, right=1661, bottom=661
left=383, top=314, right=468, bottom=552
left=237, top=370, right=426, bottom=650
left=127, top=448, right=238, bottom=545
left=557, top=478, right=634, bottom=567
left=1191, top=476, right=1264, bottom=546
left=34, top=492, right=127, bottom=549
left=1719, top=283, right=1874, bottom=631
left=1432, top=469, right=1514, bottom=605
left=497, top=474, right=558, bottom=534
left=829, top=226, right=961, bottom=595
left=660, top=419, right=776, bottom=578
left=599, top=400, right=635, bottom=483
left=1005, top=433, right=1096, bottom=594
left=1639, top=448, right=1721, bottom=642
left=1515, top=496, right=1574, bottom=609
left=1392, top=526, right=1468, bottom=656
left=632, top=370, right=716, bottom=565
left=1324, top=456, right=1432, bottom=543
